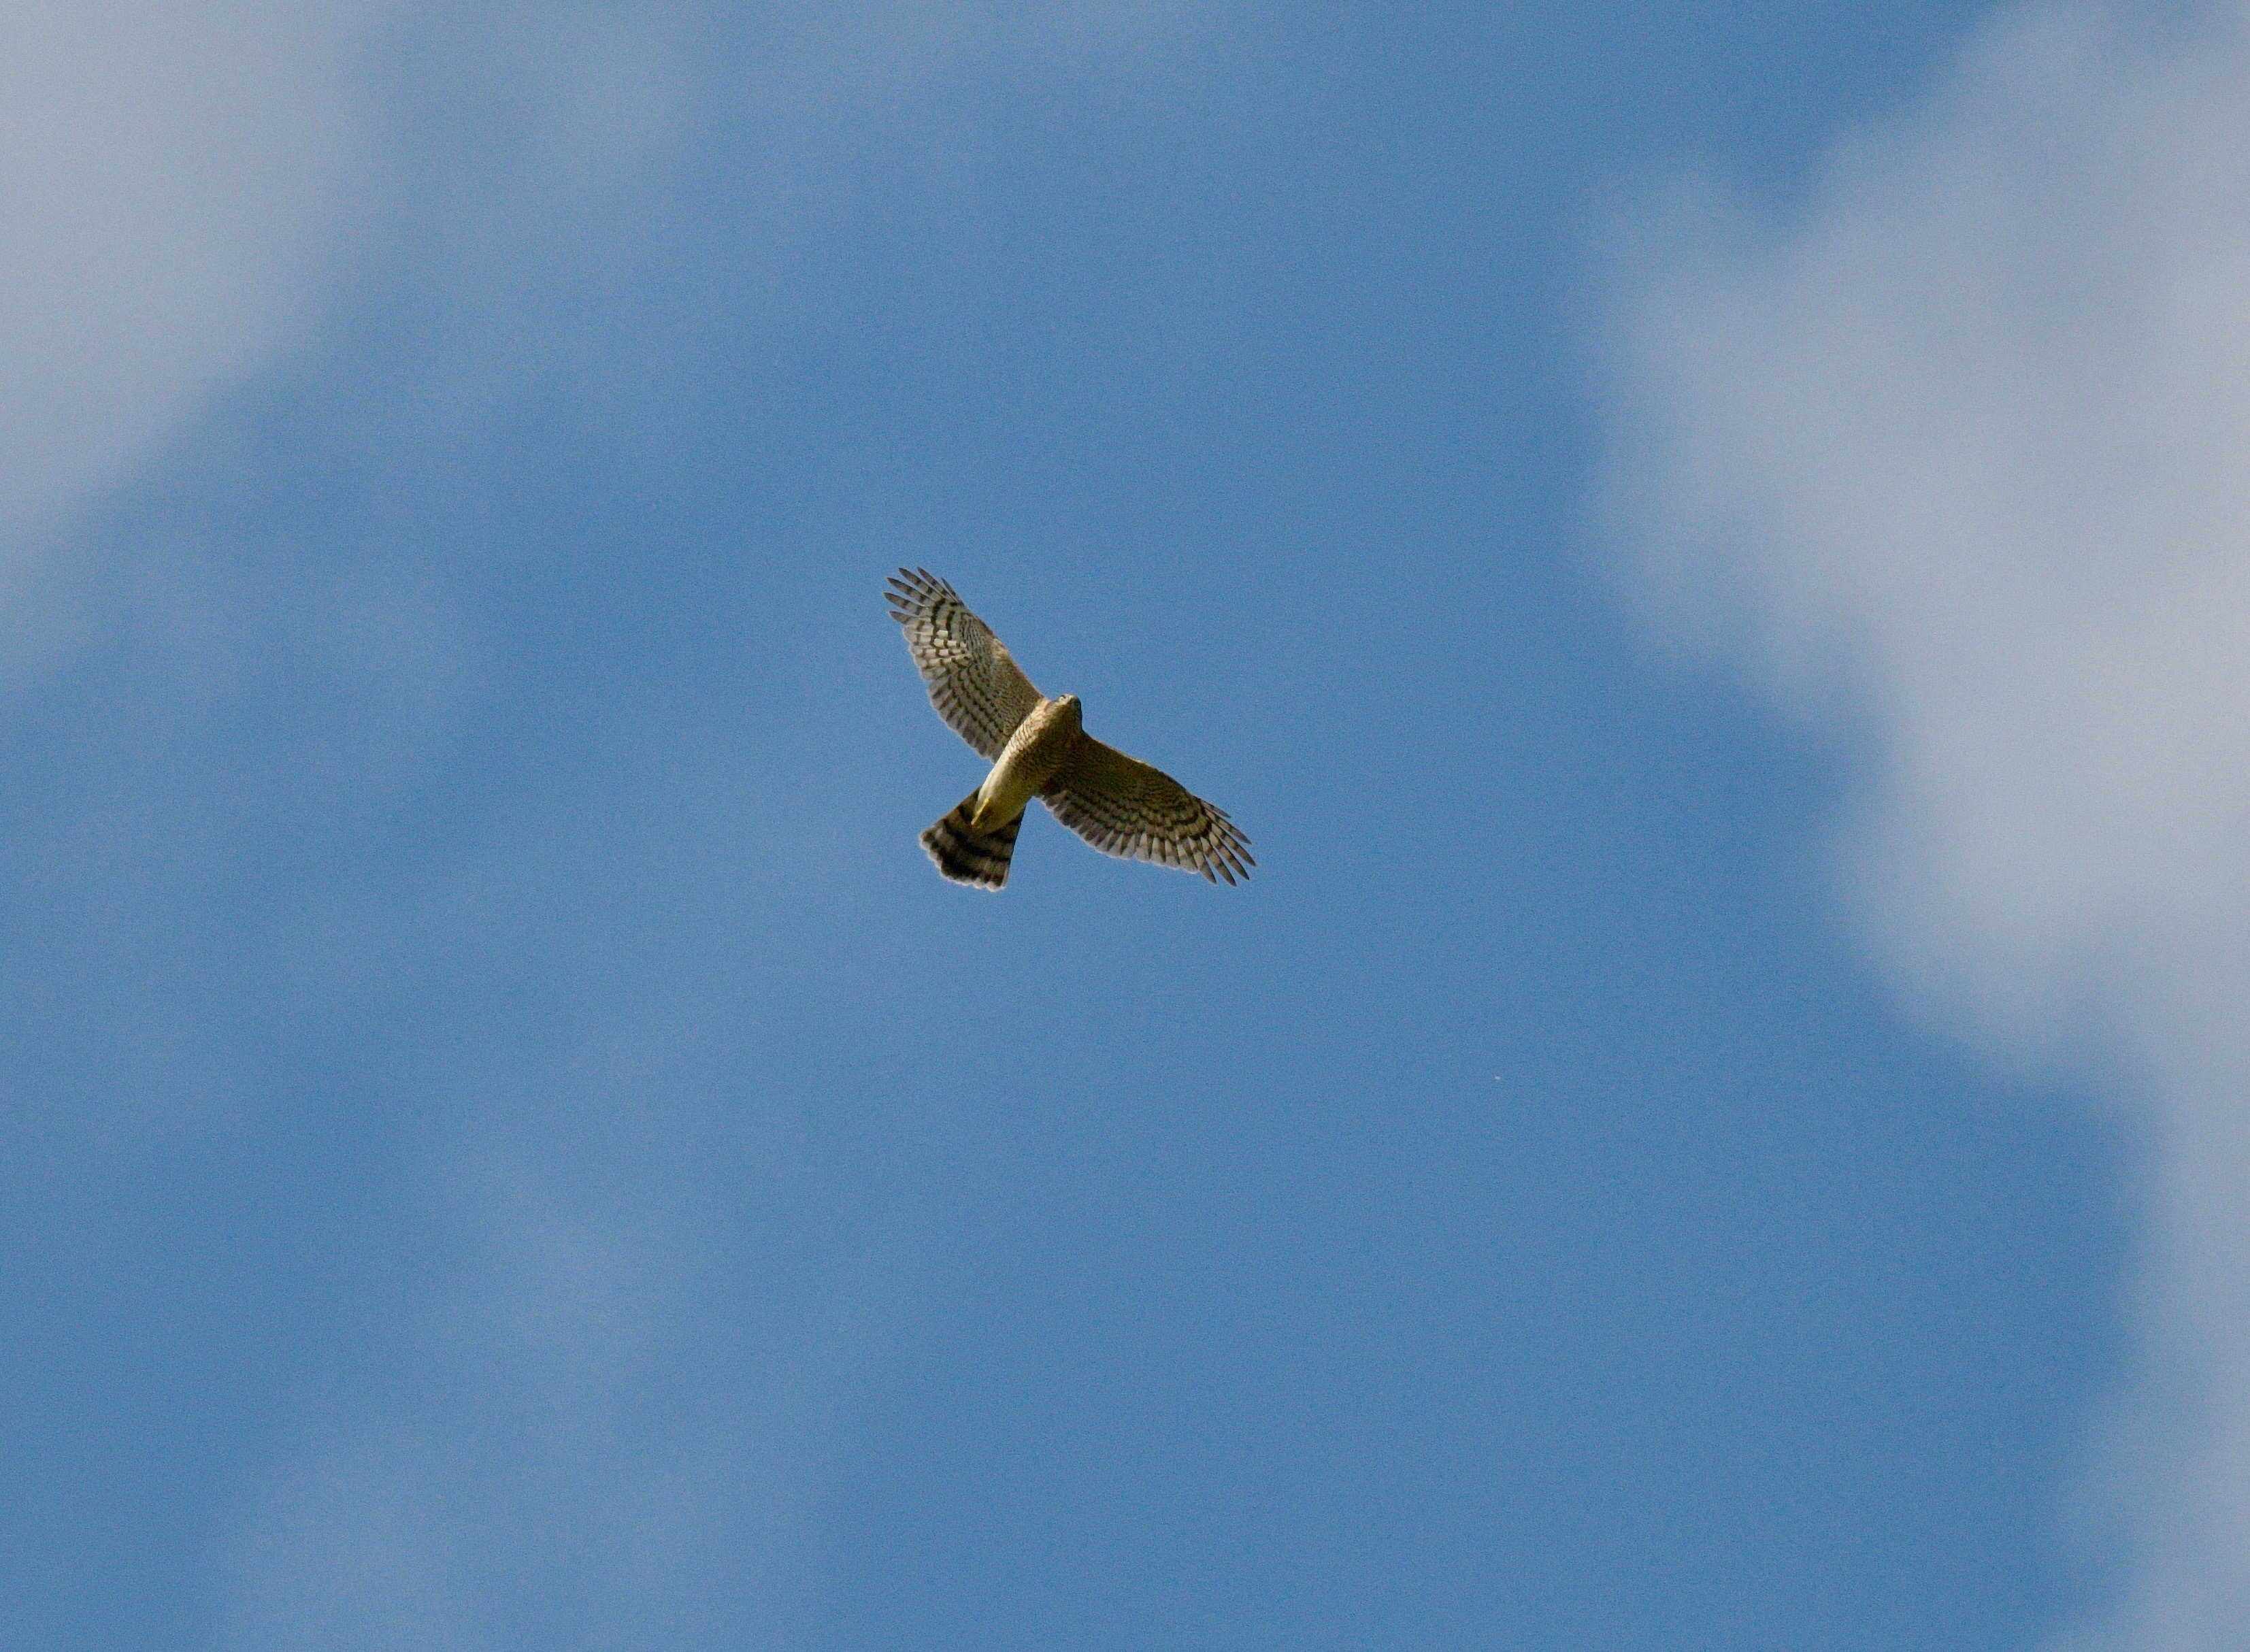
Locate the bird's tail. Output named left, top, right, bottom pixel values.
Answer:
left=921, top=791, right=1022, bottom=889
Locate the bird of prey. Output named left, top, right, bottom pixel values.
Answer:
left=887, top=569, right=1253, bottom=890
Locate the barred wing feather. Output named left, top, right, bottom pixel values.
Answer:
left=886, top=568, right=1044, bottom=760
left=1042, top=736, right=1253, bottom=885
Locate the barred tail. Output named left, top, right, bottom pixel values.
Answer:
left=921, top=791, right=1023, bottom=889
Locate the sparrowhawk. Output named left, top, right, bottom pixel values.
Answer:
left=887, top=569, right=1253, bottom=890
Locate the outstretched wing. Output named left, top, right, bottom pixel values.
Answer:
left=887, top=569, right=1045, bottom=760
left=1042, top=735, right=1253, bottom=885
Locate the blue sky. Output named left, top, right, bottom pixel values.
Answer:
left=10, top=0, right=2228, bottom=1646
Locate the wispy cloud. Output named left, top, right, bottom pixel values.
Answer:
left=0, top=0, right=1202, bottom=658
left=212, top=1027, right=846, bottom=1651
left=0, top=1, right=703, bottom=657
left=0, top=1, right=383, bottom=597
left=1609, top=1, right=2250, bottom=1642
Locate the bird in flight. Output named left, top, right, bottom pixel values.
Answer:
left=887, top=569, right=1253, bottom=890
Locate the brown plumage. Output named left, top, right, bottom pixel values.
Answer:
left=886, top=569, right=1253, bottom=889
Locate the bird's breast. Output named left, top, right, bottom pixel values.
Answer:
left=971, top=698, right=1082, bottom=829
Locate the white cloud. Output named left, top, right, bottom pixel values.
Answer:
left=0, top=0, right=1200, bottom=658
left=0, top=0, right=704, bottom=659
left=1609, top=2, right=2250, bottom=1644
left=0, top=1, right=382, bottom=600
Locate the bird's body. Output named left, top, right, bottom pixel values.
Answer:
left=972, top=693, right=1082, bottom=832
left=886, top=569, right=1252, bottom=890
